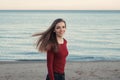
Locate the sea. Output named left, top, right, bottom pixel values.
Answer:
left=0, top=10, right=120, bottom=61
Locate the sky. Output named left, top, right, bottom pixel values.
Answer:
left=0, top=0, right=120, bottom=10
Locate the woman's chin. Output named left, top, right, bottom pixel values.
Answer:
left=57, top=35, right=63, bottom=38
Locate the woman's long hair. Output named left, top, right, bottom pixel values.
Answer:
left=32, top=18, right=66, bottom=53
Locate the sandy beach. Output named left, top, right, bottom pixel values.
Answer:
left=0, top=61, right=120, bottom=80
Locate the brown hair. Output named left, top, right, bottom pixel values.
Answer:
left=32, top=18, right=66, bottom=53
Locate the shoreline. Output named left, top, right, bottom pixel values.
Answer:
left=0, top=60, right=120, bottom=63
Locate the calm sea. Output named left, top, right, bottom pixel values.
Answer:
left=0, top=10, right=120, bottom=61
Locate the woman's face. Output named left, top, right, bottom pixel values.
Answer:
left=54, top=21, right=66, bottom=38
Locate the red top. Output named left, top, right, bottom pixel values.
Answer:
left=47, top=39, right=68, bottom=80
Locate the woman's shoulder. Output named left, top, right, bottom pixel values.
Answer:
left=63, top=38, right=67, bottom=43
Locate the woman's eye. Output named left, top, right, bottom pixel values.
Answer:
left=56, top=26, right=65, bottom=29
left=56, top=27, right=60, bottom=29
left=62, top=26, right=65, bottom=28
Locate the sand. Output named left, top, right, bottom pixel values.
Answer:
left=0, top=61, right=120, bottom=80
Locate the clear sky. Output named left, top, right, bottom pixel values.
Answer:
left=0, top=0, right=120, bottom=10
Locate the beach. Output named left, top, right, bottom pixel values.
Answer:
left=0, top=61, right=120, bottom=80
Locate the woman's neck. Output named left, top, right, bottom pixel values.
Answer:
left=56, top=36, right=64, bottom=44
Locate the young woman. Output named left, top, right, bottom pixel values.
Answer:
left=32, top=18, right=68, bottom=80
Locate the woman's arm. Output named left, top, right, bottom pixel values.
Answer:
left=47, top=50, right=54, bottom=80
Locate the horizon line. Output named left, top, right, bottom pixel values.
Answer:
left=0, top=9, right=120, bottom=11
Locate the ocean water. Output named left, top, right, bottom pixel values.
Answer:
left=0, top=10, right=120, bottom=61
